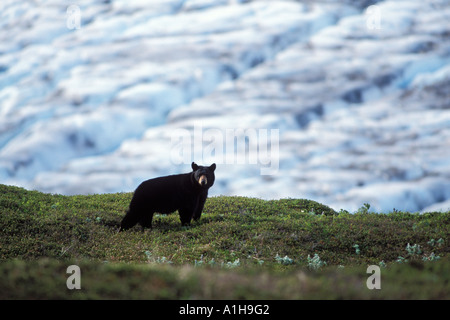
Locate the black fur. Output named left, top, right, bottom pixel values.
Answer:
left=119, top=162, right=216, bottom=231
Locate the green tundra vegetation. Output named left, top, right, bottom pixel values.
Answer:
left=0, top=184, right=448, bottom=299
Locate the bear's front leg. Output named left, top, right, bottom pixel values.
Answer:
left=178, top=207, right=194, bottom=226
left=193, top=192, right=208, bottom=221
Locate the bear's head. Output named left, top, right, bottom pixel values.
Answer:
left=192, top=162, right=216, bottom=189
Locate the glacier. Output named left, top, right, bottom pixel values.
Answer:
left=1, top=0, right=450, bottom=213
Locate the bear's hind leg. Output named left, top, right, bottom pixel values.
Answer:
left=119, top=209, right=140, bottom=232
left=139, top=212, right=154, bottom=231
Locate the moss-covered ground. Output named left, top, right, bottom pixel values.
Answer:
left=0, top=184, right=448, bottom=299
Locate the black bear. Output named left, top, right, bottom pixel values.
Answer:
left=119, top=162, right=216, bottom=231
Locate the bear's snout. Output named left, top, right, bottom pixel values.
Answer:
left=198, top=175, right=207, bottom=186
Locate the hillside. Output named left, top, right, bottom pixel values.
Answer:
left=0, top=184, right=448, bottom=299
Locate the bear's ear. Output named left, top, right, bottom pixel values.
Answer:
left=191, top=162, right=199, bottom=171
left=210, top=163, right=216, bottom=171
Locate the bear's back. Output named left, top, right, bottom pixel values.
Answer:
left=130, top=173, right=193, bottom=213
